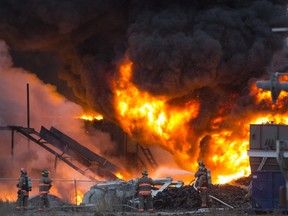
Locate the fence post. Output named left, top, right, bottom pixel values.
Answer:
left=74, top=178, right=77, bottom=205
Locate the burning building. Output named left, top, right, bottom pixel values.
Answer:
left=0, top=0, right=288, bottom=204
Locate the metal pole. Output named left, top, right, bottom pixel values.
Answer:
left=54, top=156, right=58, bottom=171
left=74, top=178, right=77, bottom=205
left=26, top=83, right=30, bottom=128
left=26, top=83, right=31, bottom=152
left=11, top=129, right=14, bottom=159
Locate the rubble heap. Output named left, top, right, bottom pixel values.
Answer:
left=29, top=194, right=70, bottom=207
left=153, top=180, right=251, bottom=211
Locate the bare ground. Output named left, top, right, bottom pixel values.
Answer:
left=0, top=201, right=285, bottom=216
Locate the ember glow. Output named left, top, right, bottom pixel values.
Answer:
left=111, top=59, right=288, bottom=184
left=75, top=190, right=84, bottom=206
left=76, top=114, right=103, bottom=121
left=115, top=172, right=124, bottom=180
left=1, top=192, right=15, bottom=202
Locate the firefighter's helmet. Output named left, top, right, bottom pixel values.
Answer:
left=198, top=161, right=205, bottom=167
left=41, top=169, right=50, bottom=176
left=142, top=170, right=148, bottom=176
left=20, top=168, right=27, bottom=175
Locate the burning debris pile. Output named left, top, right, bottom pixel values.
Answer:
left=153, top=182, right=250, bottom=211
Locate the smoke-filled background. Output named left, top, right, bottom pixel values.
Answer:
left=0, top=0, right=288, bottom=201
left=0, top=0, right=287, bottom=115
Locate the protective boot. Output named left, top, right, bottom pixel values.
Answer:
left=208, top=197, right=213, bottom=207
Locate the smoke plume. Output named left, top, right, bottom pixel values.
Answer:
left=0, top=0, right=285, bottom=117
left=0, top=40, right=118, bottom=201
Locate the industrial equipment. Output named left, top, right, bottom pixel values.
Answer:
left=249, top=73, right=288, bottom=212
left=248, top=124, right=288, bottom=211
left=0, top=125, right=122, bottom=180
left=81, top=177, right=183, bottom=211
left=256, top=72, right=288, bottom=104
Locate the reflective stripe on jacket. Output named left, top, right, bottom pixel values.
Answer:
left=17, top=175, right=31, bottom=193
left=136, top=176, right=154, bottom=195
left=20, top=190, right=28, bottom=195
left=195, top=169, right=208, bottom=187
left=39, top=176, right=52, bottom=194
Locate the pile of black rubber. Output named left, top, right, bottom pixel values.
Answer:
left=29, top=194, right=69, bottom=207
left=153, top=185, right=201, bottom=211
left=153, top=180, right=251, bottom=211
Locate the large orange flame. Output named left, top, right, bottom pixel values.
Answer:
left=75, top=189, right=84, bottom=205
left=76, top=113, right=103, bottom=121
left=112, top=61, right=200, bottom=170
left=112, top=59, right=288, bottom=184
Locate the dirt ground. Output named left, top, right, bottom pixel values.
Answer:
left=0, top=199, right=253, bottom=216
left=0, top=202, right=283, bottom=216
left=2, top=208, right=287, bottom=216
left=0, top=208, right=258, bottom=216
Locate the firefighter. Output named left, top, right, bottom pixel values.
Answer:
left=16, top=168, right=32, bottom=210
left=194, top=161, right=213, bottom=208
left=135, top=170, right=154, bottom=213
left=38, top=169, right=52, bottom=211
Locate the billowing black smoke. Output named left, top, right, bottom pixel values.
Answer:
left=0, top=0, right=286, bottom=118
left=0, top=0, right=287, bottom=139
left=128, top=1, right=287, bottom=97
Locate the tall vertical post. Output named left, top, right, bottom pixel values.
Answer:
left=27, top=83, right=30, bottom=128
left=11, top=129, right=14, bottom=159
left=276, top=140, right=288, bottom=207
left=54, top=156, right=58, bottom=171
left=74, top=178, right=77, bottom=205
